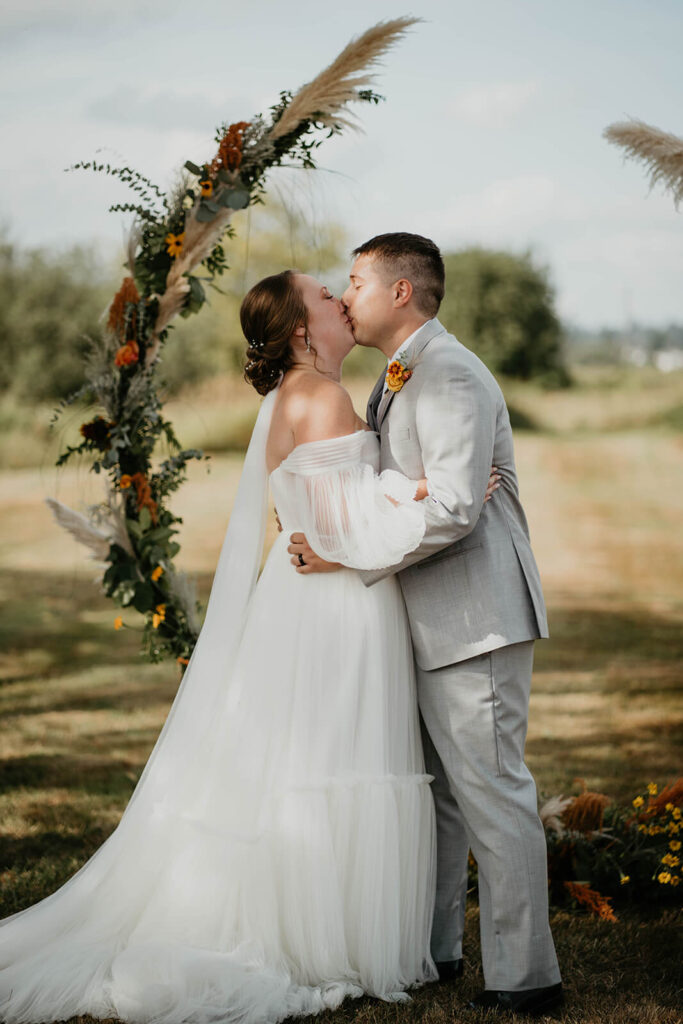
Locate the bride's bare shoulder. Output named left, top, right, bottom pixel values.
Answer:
left=284, top=375, right=357, bottom=445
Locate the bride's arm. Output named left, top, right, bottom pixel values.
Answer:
left=284, top=382, right=428, bottom=573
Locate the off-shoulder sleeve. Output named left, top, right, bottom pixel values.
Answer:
left=279, top=432, right=426, bottom=570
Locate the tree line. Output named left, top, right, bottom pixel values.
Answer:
left=0, top=212, right=570, bottom=404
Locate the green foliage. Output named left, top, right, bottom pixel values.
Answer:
left=545, top=784, right=683, bottom=913
left=440, top=248, right=571, bottom=388
left=0, top=234, right=116, bottom=401
left=67, top=160, right=168, bottom=219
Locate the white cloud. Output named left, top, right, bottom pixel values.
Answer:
left=449, top=81, right=538, bottom=124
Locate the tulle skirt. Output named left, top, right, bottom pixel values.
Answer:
left=0, top=532, right=436, bottom=1023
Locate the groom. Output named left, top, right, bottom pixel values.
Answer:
left=288, top=233, right=563, bottom=1015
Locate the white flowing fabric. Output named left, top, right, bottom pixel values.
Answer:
left=0, top=390, right=436, bottom=1024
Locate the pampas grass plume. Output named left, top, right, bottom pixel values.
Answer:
left=270, top=17, right=421, bottom=140
left=604, top=118, right=683, bottom=207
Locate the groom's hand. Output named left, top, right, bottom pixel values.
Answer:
left=288, top=533, right=343, bottom=574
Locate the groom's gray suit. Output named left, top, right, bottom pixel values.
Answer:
left=361, top=317, right=560, bottom=992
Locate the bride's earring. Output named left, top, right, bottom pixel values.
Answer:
left=305, top=333, right=311, bottom=353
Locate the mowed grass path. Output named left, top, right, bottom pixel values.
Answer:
left=1, top=378, right=682, bottom=1023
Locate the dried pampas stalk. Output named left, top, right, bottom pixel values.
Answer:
left=604, top=118, right=683, bottom=207
left=539, top=795, right=573, bottom=835
left=147, top=207, right=234, bottom=362
left=45, top=497, right=115, bottom=563
left=270, top=17, right=421, bottom=141
left=145, top=18, right=419, bottom=363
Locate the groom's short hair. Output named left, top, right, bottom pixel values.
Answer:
left=352, top=233, right=445, bottom=317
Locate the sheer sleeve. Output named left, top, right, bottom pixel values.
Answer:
left=279, top=432, right=426, bottom=570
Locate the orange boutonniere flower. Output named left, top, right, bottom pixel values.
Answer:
left=200, top=179, right=213, bottom=197
left=385, top=352, right=413, bottom=393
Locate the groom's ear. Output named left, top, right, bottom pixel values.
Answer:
left=393, top=278, right=414, bottom=308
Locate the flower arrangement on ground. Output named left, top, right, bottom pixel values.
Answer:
left=541, top=778, right=683, bottom=920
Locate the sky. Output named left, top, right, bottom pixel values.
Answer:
left=1, top=0, right=682, bottom=329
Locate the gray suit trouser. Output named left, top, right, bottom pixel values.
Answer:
left=417, top=640, right=561, bottom=991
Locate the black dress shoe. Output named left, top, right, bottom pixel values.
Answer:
left=468, top=982, right=564, bottom=1015
left=435, top=958, right=463, bottom=982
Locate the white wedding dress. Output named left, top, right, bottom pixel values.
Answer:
left=0, top=388, right=436, bottom=1024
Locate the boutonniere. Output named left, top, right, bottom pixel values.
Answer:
left=385, top=350, right=413, bottom=393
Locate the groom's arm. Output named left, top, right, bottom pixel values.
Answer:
left=358, top=367, right=496, bottom=587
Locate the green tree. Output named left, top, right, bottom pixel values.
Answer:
left=440, top=248, right=570, bottom=387
left=0, top=195, right=380, bottom=406
left=0, top=234, right=116, bottom=401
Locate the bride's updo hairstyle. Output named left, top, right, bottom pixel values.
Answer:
left=240, top=270, right=309, bottom=395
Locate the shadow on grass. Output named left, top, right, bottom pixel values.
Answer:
left=1, top=571, right=682, bottom=1019
left=528, top=605, right=683, bottom=798
left=0, top=567, right=212, bottom=687
left=0, top=753, right=142, bottom=796
left=536, top=605, right=683, bottom=673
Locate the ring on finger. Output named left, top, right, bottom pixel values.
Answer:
left=297, top=553, right=306, bottom=567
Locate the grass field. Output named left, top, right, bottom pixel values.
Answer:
left=1, top=367, right=682, bottom=1022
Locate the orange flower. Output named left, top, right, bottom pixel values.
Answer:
left=107, top=276, right=140, bottom=337
left=210, top=121, right=251, bottom=175
left=152, top=604, right=166, bottom=629
left=177, top=655, right=189, bottom=666
left=114, top=340, right=140, bottom=368
left=562, top=787, right=611, bottom=833
left=128, top=472, right=158, bottom=525
left=165, top=232, right=185, bottom=258
left=114, top=616, right=123, bottom=630
left=200, top=179, right=213, bottom=197
left=564, top=881, right=617, bottom=922
left=386, top=361, right=413, bottom=393
left=151, top=565, right=164, bottom=582
left=119, top=474, right=132, bottom=489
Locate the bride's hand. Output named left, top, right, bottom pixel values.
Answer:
left=288, top=533, right=343, bottom=574
left=413, top=469, right=501, bottom=504
left=485, top=467, right=501, bottom=502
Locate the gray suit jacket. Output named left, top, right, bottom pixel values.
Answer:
left=360, top=318, right=548, bottom=671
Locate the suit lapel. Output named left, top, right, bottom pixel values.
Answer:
left=376, top=387, right=395, bottom=429
left=366, top=370, right=386, bottom=433
left=376, top=318, right=447, bottom=430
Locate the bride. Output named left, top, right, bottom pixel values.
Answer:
left=0, top=269, right=494, bottom=1024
